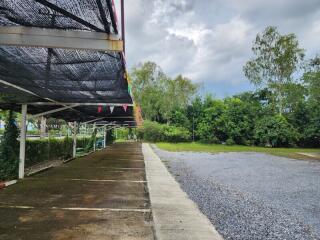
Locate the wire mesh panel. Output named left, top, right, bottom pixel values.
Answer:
left=0, top=0, right=116, bottom=33
left=0, top=46, right=129, bottom=103
left=0, top=0, right=133, bottom=123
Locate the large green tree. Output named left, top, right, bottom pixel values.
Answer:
left=244, top=26, right=305, bottom=114
left=131, top=62, right=167, bottom=121
left=303, top=56, right=320, bottom=103
left=131, top=62, right=198, bottom=122
left=301, top=56, right=320, bottom=146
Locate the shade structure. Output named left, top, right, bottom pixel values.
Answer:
left=0, top=0, right=134, bottom=123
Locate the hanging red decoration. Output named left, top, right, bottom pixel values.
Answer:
left=122, top=104, right=128, bottom=112
left=97, top=106, right=102, bottom=113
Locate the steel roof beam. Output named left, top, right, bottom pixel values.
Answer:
left=0, top=78, right=84, bottom=116
left=96, top=0, right=111, bottom=33
left=32, top=104, right=80, bottom=118
left=20, top=102, right=133, bottom=106
left=83, top=117, right=107, bottom=124
left=0, top=78, right=58, bottom=103
left=107, top=0, right=118, bottom=34
left=0, top=26, right=123, bottom=51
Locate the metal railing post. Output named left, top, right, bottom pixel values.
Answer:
left=93, top=122, right=96, bottom=151
left=103, top=126, right=107, bottom=148
left=72, top=121, right=77, bottom=158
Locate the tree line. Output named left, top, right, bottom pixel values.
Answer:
left=131, top=26, right=320, bottom=147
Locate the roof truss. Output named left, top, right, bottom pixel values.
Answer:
left=32, top=104, right=80, bottom=118
left=0, top=26, right=123, bottom=51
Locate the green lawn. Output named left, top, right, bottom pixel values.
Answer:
left=156, top=142, right=320, bottom=160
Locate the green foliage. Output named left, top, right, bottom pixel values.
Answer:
left=26, top=137, right=73, bottom=167
left=170, top=108, right=190, bottom=128
left=136, top=127, right=145, bottom=141
left=116, top=128, right=136, bottom=141
left=131, top=62, right=198, bottom=122
left=196, top=99, right=227, bottom=143
left=226, top=139, right=235, bottom=146
left=105, top=129, right=115, bottom=144
left=137, top=121, right=190, bottom=143
left=0, top=111, right=19, bottom=180
left=244, top=26, right=305, bottom=114
left=84, top=128, right=97, bottom=152
left=75, top=136, right=94, bottom=150
left=254, top=115, right=300, bottom=147
left=303, top=58, right=320, bottom=103
left=139, top=121, right=165, bottom=142
left=25, top=136, right=93, bottom=168
left=163, top=125, right=190, bottom=143
left=303, top=102, right=320, bottom=147
left=223, top=97, right=258, bottom=144
left=117, top=128, right=130, bottom=140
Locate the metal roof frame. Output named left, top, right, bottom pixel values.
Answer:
left=0, top=0, right=136, bottom=179
left=0, top=26, right=123, bottom=51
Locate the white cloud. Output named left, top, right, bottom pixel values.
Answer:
left=119, top=0, right=320, bottom=96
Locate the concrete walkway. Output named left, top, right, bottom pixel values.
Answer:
left=143, top=143, right=223, bottom=240
left=0, top=143, right=154, bottom=240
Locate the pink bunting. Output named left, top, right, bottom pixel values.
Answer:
left=122, top=104, right=128, bottom=112
left=97, top=106, right=102, bottom=113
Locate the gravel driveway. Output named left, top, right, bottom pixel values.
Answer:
left=153, top=146, right=320, bottom=240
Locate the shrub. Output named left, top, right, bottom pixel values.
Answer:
left=77, top=137, right=92, bottom=149
left=25, top=136, right=94, bottom=167
left=254, top=115, right=300, bottom=147
left=136, top=127, right=144, bottom=140
left=302, top=103, right=320, bottom=147
left=104, top=129, right=115, bottom=144
left=163, top=125, right=190, bottom=143
left=226, top=138, right=235, bottom=146
left=26, top=137, right=73, bottom=167
left=198, top=135, right=220, bottom=144
left=140, top=121, right=166, bottom=142
left=0, top=111, right=19, bottom=180
left=136, top=121, right=191, bottom=143
left=84, top=128, right=97, bottom=152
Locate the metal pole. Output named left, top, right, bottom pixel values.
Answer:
left=192, top=116, right=195, bottom=142
left=104, top=126, right=107, bottom=148
left=93, top=122, right=96, bottom=151
left=19, top=104, right=27, bottom=179
left=72, top=121, right=77, bottom=158
left=115, top=127, right=118, bottom=140
left=121, top=0, right=125, bottom=54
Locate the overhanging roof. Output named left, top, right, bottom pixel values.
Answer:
left=0, top=0, right=134, bottom=123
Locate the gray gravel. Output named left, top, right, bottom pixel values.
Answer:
left=152, top=146, right=320, bottom=240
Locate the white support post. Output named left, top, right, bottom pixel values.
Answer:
left=19, top=104, right=27, bottom=179
left=73, top=121, right=77, bottom=158
left=40, top=116, right=46, bottom=139
left=93, top=123, right=96, bottom=151
left=104, top=126, right=107, bottom=148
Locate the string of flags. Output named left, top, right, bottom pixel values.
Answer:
left=97, top=105, right=128, bottom=113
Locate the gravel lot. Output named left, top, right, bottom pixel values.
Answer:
left=153, top=146, right=320, bottom=240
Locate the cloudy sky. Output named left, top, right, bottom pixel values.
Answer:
left=116, top=0, right=320, bottom=98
